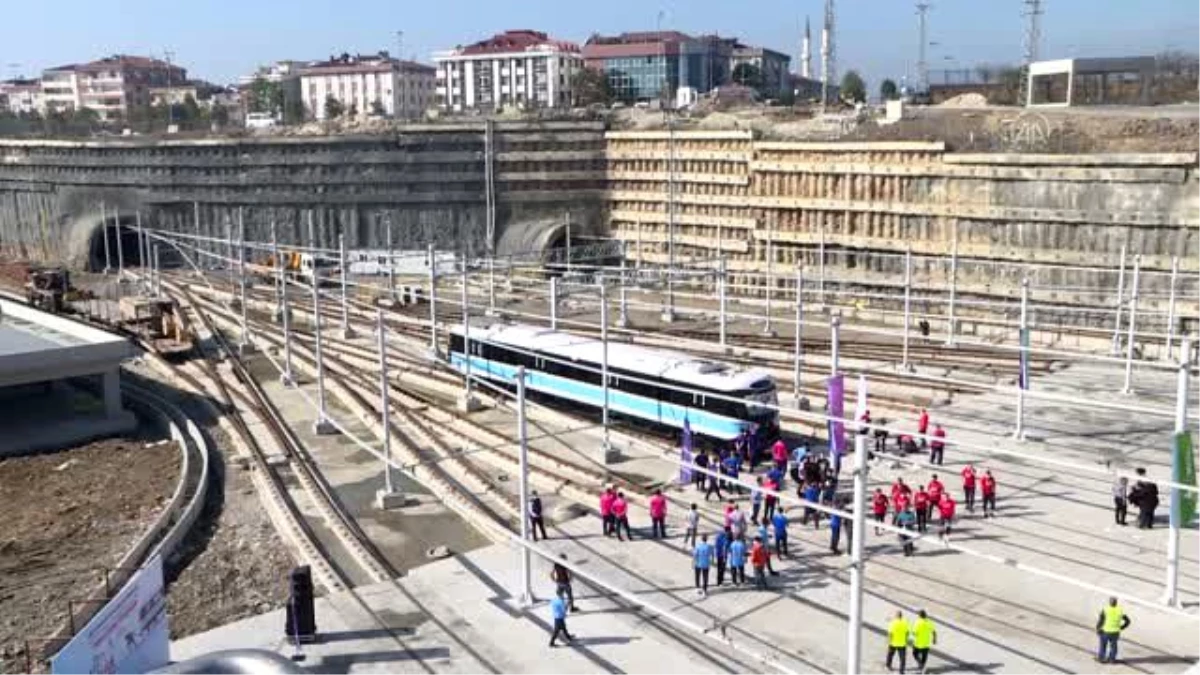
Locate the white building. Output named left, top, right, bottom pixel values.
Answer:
left=433, top=29, right=582, bottom=112
left=0, top=79, right=43, bottom=114
left=299, top=53, right=435, bottom=121
left=41, top=66, right=81, bottom=113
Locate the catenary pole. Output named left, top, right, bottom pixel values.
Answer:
left=1122, top=256, right=1141, bottom=394
left=517, top=366, right=533, bottom=604
left=1163, top=339, right=1190, bottom=606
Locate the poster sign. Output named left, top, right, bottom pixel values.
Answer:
left=827, top=374, right=845, bottom=457
left=1174, top=431, right=1196, bottom=524
left=679, top=419, right=694, bottom=486
left=52, top=555, right=169, bottom=675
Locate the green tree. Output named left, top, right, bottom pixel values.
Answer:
left=248, top=77, right=284, bottom=115
left=324, top=96, right=344, bottom=119
left=347, top=103, right=359, bottom=118
left=840, top=70, right=867, bottom=103
left=880, top=79, right=899, bottom=101
left=570, top=67, right=614, bottom=106
left=369, top=99, right=386, bottom=117
left=211, top=105, right=230, bottom=127
left=731, top=63, right=764, bottom=92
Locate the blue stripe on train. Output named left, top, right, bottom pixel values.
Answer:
left=449, top=353, right=749, bottom=441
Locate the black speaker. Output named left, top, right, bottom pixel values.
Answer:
left=284, top=566, right=317, bottom=643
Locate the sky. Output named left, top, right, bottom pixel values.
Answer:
left=2, top=0, right=1196, bottom=89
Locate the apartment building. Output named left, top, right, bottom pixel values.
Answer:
left=299, top=53, right=435, bottom=120
left=433, top=30, right=582, bottom=111
left=0, top=79, right=43, bottom=114
left=730, top=44, right=792, bottom=96
left=41, top=55, right=186, bottom=121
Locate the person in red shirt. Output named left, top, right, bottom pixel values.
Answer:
left=980, top=469, right=997, bottom=518
left=918, top=409, right=930, bottom=448
left=913, top=485, right=931, bottom=532
left=872, top=488, right=889, bottom=534
left=937, top=494, right=957, bottom=537
left=649, top=489, right=668, bottom=538
left=772, top=440, right=788, bottom=472
left=599, top=488, right=615, bottom=537
left=930, top=424, right=946, bottom=466
left=961, top=465, right=978, bottom=512
left=927, top=474, right=944, bottom=522
left=750, top=536, right=770, bottom=590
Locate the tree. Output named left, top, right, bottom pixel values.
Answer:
left=347, top=103, right=359, bottom=118
left=248, top=77, right=283, bottom=115
left=732, top=63, right=765, bottom=92
left=880, top=79, right=899, bottom=101
left=324, top=96, right=344, bottom=119
left=840, top=70, right=867, bottom=103
left=283, top=98, right=306, bottom=124
left=370, top=99, right=386, bottom=117
left=570, top=67, right=614, bottom=106
left=211, top=105, right=230, bottom=127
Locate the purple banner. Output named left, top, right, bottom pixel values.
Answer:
left=679, top=419, right=694, bottom=485
left=828, top=374, right=846, bottom=457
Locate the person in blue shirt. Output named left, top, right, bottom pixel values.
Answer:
left=728, top=536, right=748, bottom=585
left=714, top=527, right=731, bottom=587
left=829, top=509, right=843, bottom=554
left=693, top=534, right=715, bottom=596
left=722, top=453, right=742, bottom=494
left=772, top=508, right=790, bottom=557
left=750, top=476, right=765, bottom=524
left=548, top=595, right=574, bottom=647
left=767, top=465, right=785, bottom=493
left=802, top=481, right=821, bottom=528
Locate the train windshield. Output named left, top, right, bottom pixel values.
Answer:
left=743, top=379, right=778, bottom=417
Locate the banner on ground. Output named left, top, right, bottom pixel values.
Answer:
left=52, top=555, right=169, bottom=675
left=1174, top=431, right=1196, bottom=524
left=679, top=418, right=694, bottom=486
left=828, top=374, right=845, bottom=457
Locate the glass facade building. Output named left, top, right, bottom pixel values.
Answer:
left=583, top=32, right=733, bottom=103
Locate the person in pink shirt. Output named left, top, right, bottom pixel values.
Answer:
left=772, top=440, right=788, bottom=471
left=612, top=492, right=631, bottom=541
left=599, top=488, right=615, bottom=537
left=926, top=475, right=945, bottom=522
left=649, top=489, right=668, bottom=538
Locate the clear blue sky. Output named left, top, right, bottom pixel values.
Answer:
left=3, top=0, right=1196, bottom=88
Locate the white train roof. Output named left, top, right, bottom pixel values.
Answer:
left=454, top=322, right=774, bottom=392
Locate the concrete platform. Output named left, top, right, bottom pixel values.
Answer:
left=0, top=297, right=135, bottom=455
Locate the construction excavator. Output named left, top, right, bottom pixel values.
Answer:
left=24, top=266, right=92, bottom=313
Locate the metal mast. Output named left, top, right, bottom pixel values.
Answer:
left=916, top=3, right=931, bottom=93
left=1018, top=0, right=1044, bottom=106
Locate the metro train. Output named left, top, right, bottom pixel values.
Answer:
left=448, top=323, right=779, bottom=443
left=344, top=249, right=458, bottom=276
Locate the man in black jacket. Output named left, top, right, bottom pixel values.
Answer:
left=1129, top=468, right=1159, bottom=530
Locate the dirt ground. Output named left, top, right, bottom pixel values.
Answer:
left=0, top=437, right=179, bottom=674
left=164, top=425, right=295, bottom=640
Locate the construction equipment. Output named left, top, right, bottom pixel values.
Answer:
left=24, top=267, right=71, bottom=313
left=118, top=295, right=193, bottom=357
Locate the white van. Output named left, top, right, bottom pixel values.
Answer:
left=245, top=112, right=278, bottom=130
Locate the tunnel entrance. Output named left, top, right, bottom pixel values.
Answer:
left=87, top=219, right=145, bottom=272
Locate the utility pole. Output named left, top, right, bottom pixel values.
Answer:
left=1018, top=0, right=1044, bottom=106
left=916, top=3, right=932, bottom=93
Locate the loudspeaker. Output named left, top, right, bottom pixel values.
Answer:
left=284, top=565, right=317, bottom=643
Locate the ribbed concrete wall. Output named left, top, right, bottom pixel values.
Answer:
left=0, top=121, right=606, bottom=269
left=606, top=130, right=1199, bottom=320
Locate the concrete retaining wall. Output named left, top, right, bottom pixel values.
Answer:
left=0, top=122, right=607, bottom=269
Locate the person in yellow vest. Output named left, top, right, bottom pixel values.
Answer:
left=886, top=610, right=910, bottom=673
left=911, top=609, right=937, bottom=673
left=1095, top=597, right=1131, bottom=664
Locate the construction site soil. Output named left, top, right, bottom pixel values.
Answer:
left=164, top=424, right=294, bottom=641
left=0, top=437, right=178, bottom=674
